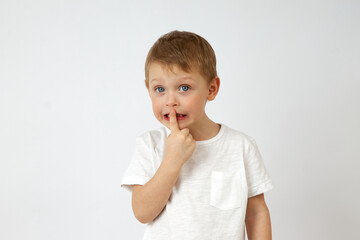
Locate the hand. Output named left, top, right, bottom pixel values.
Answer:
left=164, top=108, right=196, bottom=168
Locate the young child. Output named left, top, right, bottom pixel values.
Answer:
left=121, top=30, right=274, bottom=240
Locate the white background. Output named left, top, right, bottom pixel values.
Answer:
left=1, top=0, right=359, bottom=239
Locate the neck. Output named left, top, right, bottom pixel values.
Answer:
left=188, top=114, right=221, bottom=141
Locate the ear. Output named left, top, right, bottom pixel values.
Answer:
left=207, top=76, right=220, bottom=101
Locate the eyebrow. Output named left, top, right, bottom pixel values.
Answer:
left=150, top=77, right=195, bottom=84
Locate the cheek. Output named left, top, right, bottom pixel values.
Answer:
left=185, top=96, right=205, bottom=110
left=150, top=97, right=159, bottom=108
left=151, top=100, right=163, bottom=116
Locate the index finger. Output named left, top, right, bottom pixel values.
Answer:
left=169, top=108, right=180, bottom=132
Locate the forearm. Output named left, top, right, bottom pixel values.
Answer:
left=245, top=208, right=272, bottom=240
left=132, top=157, right=182, bottom=224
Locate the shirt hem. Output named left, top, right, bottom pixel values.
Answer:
left=120, top=175, right=151, bottom=192
left=248, top=179, right=274, bottom=198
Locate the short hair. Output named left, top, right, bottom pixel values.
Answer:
left=145, top=30, right=217, bottom=88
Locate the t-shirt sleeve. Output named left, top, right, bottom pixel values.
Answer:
left=244, top=138, right=275, bottom=198
left=120, top=135, right=154, bottom=192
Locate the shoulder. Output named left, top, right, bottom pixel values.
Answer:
left=222, top=124, right=256, bottom=147
left=220, top=124, right=261, bottom=158
left=135, top=126, right=168, bottom=149
left=136, top=126, right=167, bottom=141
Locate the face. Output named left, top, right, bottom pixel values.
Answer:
left=147, top=62, right=219, bottom=131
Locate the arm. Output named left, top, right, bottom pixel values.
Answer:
left=132, top=157, right=183, bottom=224
left=132, top=109, right=195, bottom=224
left=245, top=193, right=272, bottom=240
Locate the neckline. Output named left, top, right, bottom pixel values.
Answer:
left=164, top=123, right=225, bottom=146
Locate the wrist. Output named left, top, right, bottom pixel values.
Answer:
left=162, top=155, right=183, bottom=172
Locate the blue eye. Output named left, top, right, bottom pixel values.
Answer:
left=155, top=87, right=165, bottom=92
left=180, top=85, right=190, bottom=91
left=154, top=85, right=190, bottom=93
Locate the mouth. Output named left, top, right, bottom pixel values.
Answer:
left=164, top=113, right=187, bottom=120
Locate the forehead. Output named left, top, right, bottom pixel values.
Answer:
left=149, top=62, right=201, bottom=84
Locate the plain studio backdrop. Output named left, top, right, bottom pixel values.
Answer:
left=0, top=0, right=359, bottom=239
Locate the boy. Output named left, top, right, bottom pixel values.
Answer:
left=121, top=30, right=274, bottom=240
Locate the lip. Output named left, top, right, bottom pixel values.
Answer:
left=163, top=112, right=186, bottom=115
left=164, top=113, right=187, bottom=121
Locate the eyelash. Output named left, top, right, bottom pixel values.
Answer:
left=154, top=85, right=191, bottom=93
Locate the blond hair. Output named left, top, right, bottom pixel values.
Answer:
left=144, top=30, right=217, bottom=88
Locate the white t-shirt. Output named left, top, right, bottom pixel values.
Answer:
left=121, top=123, right=274, bottom=240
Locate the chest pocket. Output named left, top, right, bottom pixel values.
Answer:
left=210, top=170, right=243, bottom=210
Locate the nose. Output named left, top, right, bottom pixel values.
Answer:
left=166, top=92, right=179, bottom=107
